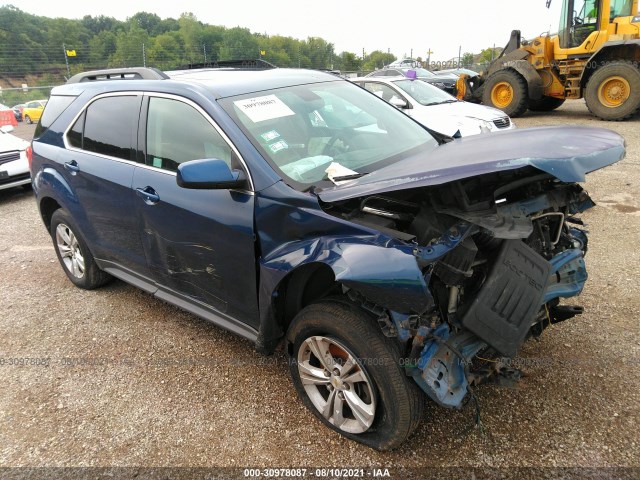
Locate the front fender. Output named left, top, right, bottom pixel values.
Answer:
left=261, top=236, right=431, bottom=314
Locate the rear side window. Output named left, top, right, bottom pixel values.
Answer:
left=34, top=95, right=76, bottom=138
left=68, top=95, right=141, bottom=161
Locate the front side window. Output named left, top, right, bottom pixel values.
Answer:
left=393, top=79, right=455, bottom=105
left=220, top=81, right=437, bottom=189
left=361, top=82, right=403, bottom=103
left=69, top=95, right=140, bottom=161
left=145, top=97, right=232, bottom=172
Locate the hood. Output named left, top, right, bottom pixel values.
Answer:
left=425, top=101, right=507, bottom=121
left=0, top=131, right=29, bottom=151
left=410, top=101, right=509, bottom=137
left=317, top=126, right=625, bottom=203
left=430, top=73, right=459, bottom=81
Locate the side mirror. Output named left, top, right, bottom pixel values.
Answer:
left=0, top=125, right=15, bottom=133
left=389, top=96, right=408, bottom=109
left=177, top=158, right=247, bottom=190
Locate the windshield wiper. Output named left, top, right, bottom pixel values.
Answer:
left=331, top=173, right=366, bottom=182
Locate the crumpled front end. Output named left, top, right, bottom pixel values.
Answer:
left=319, top=166, right=599, bottom=409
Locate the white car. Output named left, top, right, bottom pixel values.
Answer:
left=0, top=125, right=31, bottom=191
left=351, top=76, right=515, bottom=137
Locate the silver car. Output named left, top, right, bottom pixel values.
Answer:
left=352, top=76, right=515, bottom=137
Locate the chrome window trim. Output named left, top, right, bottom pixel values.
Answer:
left=62, top=90, right=255, bottom=192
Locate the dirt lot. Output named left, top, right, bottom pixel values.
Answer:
left=1, top=103, right=639, bottom=479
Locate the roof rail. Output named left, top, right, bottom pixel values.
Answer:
left=66, top=67, right=169, bottom=84
left=180, top=59, right=277, bottom=70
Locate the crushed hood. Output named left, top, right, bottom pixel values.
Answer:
left=318, top=126, right=625, bottom=202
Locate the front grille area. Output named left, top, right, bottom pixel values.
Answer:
left=493, top=116, right=511, bottom=129
left=0, top=172, right=30, bottom=185
left=0, top=150, right=20, bottom=166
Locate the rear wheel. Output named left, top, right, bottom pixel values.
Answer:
left=528, top=96, right=566, bottom=112
left=24, top=115, right=32, bottom=124
left=584, top=61, right=640, bottom=121
left=286, top=299, right=425, bottom=451
left=482, top=69, right=529, bottom=117
left=50, top=209, right=112, bottom=289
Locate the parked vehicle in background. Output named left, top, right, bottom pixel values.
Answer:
left=22, top=99, right=47, bottom=124
left=435, top=68, right=480, bottom=78
left=366, top=67, right=458, bottom=95
left=31, top=66, right=624, bottom=451
left=351, top=76, right=514, bottom=137
left=12, top=104, right=25, bottom=122
left=386, top=58, right=420, bottom=68
left=0, top=125, right=32, bottom=191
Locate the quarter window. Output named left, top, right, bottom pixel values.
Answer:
left=145, top=97, right=232, bottom=172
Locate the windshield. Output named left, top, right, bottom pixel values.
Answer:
left=220, top=81, right=438, bottom=189
left=393, top=79, right=456, bottom=105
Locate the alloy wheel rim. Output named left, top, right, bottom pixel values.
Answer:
left=491, top=81, right=514, bottom=108
left=55, top=223, right=85, bottom=279
left=598, top=76, right=630, bottom=108
left=297, top=335, right=376, bottom=434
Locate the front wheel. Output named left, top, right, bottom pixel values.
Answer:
left=50, top=209, right=112, bottom=289
left=584, top=61, right=640, bottom=121
left=24, top=115, right=32, bottom=124
left=482, top=69, right=529, bottom=117
left=286, top=299, right=425, bottom=450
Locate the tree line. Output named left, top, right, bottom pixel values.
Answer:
left=0, top=5, right=399, bottom=84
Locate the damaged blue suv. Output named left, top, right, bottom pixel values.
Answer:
left=31, top=66, right=625, bottom=450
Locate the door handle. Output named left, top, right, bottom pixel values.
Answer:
left=135, top=186, right=160, bottom=205
left=64, top=161, right=80, bottom=174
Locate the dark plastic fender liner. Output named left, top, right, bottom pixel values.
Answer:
left=461, top=240, right=551, bottom=357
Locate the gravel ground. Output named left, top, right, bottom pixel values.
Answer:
left=1, top=103, right=639, bottom=479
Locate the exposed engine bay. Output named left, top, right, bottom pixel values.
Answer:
left=320, top=166, right=593, bottom=409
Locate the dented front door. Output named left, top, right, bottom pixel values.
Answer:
left=132, top=166, right=259, bottom=327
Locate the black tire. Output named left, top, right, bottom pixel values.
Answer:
left=24, top=115, right=32, bottom=124
left=50, top=209, right=112, bottom=289
left=286, top=298, right=425, bottom=451
left=481, top=69, right=529, bottom=117
left=584, top=61, right=640, bottom=121
left=528, top=96, right=566, bottom=112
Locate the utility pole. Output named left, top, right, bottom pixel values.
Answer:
left=142, top=43, right=146, bottom=67
left=426, top=49, right=433, bottom=67
left=63, top=44, right=71, bottom=78
left=458, top=45, right=462, bottom=66
left=204, top=44, right=207, bottom=64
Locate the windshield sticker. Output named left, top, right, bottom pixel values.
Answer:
left=234, top=95, right=295, bottom=123
left=326, top=162, right=359, bottom=185
left=261, top=130, right=280, bottom=142
left=269, top=140, right=288, bottom=153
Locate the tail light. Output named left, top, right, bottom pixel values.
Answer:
left=26, top=145, right=33, bottom=171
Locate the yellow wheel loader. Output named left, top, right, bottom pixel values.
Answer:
left=459, top=0, right=640, bottom=120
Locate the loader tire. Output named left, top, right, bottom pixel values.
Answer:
left=528, top=96, right=565, bottom=112
left=584, top=61, right=640, bottom=121
left=482, top=69, right=529, bottom=117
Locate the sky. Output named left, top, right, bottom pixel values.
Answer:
left=5, top=0, right=565, bottom=62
